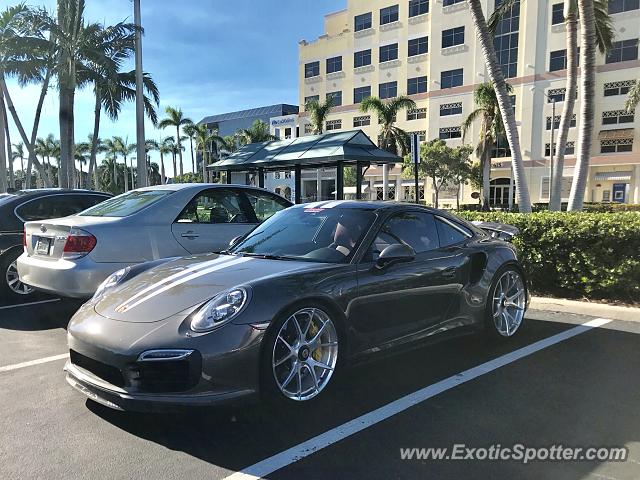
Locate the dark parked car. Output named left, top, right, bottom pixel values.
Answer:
left=64, top=201, right=528, bottom=412
left=0, top=189, right=111, bottom=302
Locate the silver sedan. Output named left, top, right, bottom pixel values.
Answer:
left=17, top=183, right=291, bottom=298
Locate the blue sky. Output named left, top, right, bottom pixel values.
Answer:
left=6, top=0, right=345, bottom=175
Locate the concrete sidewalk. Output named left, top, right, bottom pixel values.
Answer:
left=531, top=296, right=640, bottom=322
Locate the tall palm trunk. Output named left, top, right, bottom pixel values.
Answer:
left=567, top=0, right=596, bottom=211
left=550, top=5, right=578, bottom=211
left=189, top=137, right=195, bottom=174
left=176, top=126, right=183, bottom=177
left=2, top=100, right=14, bottom=189
left=123, top=154, right=129, bottom=191
left=160, top=151, right=165, bottom=185
left=172, top=151, right=177, bottom=181
left=467, top=0, right=531, bottom=213
left=59, top=84, right=75, bottom=189
left=201, top=146, right=207, bottom=182
left=89, top=92, right=101, bottom=190
left=130, top=157, right=134, bottom=189
left=0, top=86, right=7, bottom=193
left=113, top=157, right=118, bottom=189
left=482, top=141, right=492, bottom=210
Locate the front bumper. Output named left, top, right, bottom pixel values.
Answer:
left=16, top=253, right=130, bottom=298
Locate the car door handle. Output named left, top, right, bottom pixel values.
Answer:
left=442, top=267, right=457, bottom=278
left=181, top=231, right=199, bottom=239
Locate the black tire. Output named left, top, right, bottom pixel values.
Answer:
left=484, top=263, right=528, bottom=341
left=260, top=302, right=342, bottom=405
left=0, top=248, right=35, bottom=303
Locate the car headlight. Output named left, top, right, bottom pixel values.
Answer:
left=190, top=287, right=250, bottom=332
left=92, top=267, right=131, bottom=300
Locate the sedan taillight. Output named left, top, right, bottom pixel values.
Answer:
left=63, top=228, right=97, bottom=260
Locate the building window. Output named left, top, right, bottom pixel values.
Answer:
left=407, top=108, right=427, bottom=120
left=353, top=115, right=371, bottom=127
left=304, top=61, right=319, bottom=78
left=304, top=95, right=319, bottom=109
left=354, top=86, right=371, bottom=104
left=604, top=80, right=636, bottom=96
left=380, top=5, right=399, bottom=25
left=541, top=176, right=572, bottom=199
left=442, top=26, right=465, bottom=48
left=326, top=56, right=342, bottom=74
left=439, top=126, right=462, bottom=139
left=491, top=134, right=511, bottom=158
left=546, top=114, right=576, bottom=130
left=379, top=43, right=399, bottom=62
left=408, top=76, right=427, bottom=95
left=545, top=142, right=575, bottom=157
left=408, top=36, right=428, bottom=56
left=601, top=138, right=633, bottom=153
left=493, top=0, right=520, bottom=78
left=354, top=12, right=372, bottom=31
left=326, top=119, right=342, bottom=131
left=354, top=49, right=371, bottom=68
left=379, top=81, right=398, bottom=99
left=285, top=171, right=292, bottom=179
left=609, top=0, right=640, bottom=14
left=409, top=131, right=427, bottom=143
left=304, top=123, right=314, bottom=134
left=409, top=0, right=429, bottom=16
left=440, top=102, right=463, bottom=116
left=326, top=91, right=342, bottom=107
left=602, top=110, right=635, bottom=125
left=549, top=49, right=567, bottom=71
left=274, top=172, right=281, bottom=180
left=606, top=39, right=639, bottom=63
left=548, top=88, right=567, bottom=103
left=443, top=0, right=464, bottom=6
left=551, top=3, right=564, bottom=24
left=441, top=68, right=463, bottom=89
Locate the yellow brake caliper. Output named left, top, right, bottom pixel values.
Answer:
left=308, top=321, right=322, bottom=361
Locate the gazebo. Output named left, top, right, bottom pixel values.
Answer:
left=207, top=130, right=402, bottom=203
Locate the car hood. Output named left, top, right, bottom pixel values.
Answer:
left=94, top=253, right=319, bottom=322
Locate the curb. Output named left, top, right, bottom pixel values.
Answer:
left=530, top=296, right=640, bottom=323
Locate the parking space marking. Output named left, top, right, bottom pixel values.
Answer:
left=224, top=318, right=612, bottom=480
left=0, top=298, right=60, bottom=310
left=0, top=354, right=69, bottom=373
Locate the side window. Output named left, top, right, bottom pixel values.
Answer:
left=243, top=191, right=290, bottom=222
left=368, top=211, right=439, bottom=261
left=16, top=196, right=72, bottom=221
left=77, top=194, right=110, bottom=211
left=176, top=189, right=251, bottom=224
left=436, top=217, right=471, bottom=247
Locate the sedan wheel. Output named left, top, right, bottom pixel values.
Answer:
left=491, top=269, right=526, bottom=337
left=5, top=259, right=34, bottom=296
left=271, top=307, right=339, bottom=401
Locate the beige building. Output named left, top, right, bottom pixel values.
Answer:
left=298, top=0, right=640, bottom=207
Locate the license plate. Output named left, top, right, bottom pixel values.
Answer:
left=35, top=237, right=52, bottom=255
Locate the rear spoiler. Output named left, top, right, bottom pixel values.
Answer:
left=471, top=221, right=519, bottom=242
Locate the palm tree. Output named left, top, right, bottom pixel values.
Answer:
left=75, top=141, right=90, bottom=188
left=144, top=139, right=158, bottom=184
left=102, top=137, right=121, bottom=190
left=35, top=134, right=57, bottom=186
left=158, top=107, right=193, bottom=178
left=183, top=123, right=197, bottom=174
left=567, top=0, right=598, bottom=211
left=98, top=155, right=118, bottom=193
left=236, top=119, right=276, bottom=146
left=158, top=136, right=173, bottom=184
left=626, top=81, right=640, bottom=113
left=12, top=142, right=25, bottom=181
left=193, top=124, right=224, bottom=182
left=549, top=0, right=613, bottom=210
left=468, top=0, right=531, bottom=213
left=462, top=82, right=513, bottom=210
left=360, top=96, right=416, bottom=155
left=305, top=97, right=334, bottom=134
left=112, top=136, right=135, bottom=191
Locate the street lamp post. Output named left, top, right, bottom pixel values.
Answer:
left=549, top=97, right=556, bottom=206
left=133, top=0, right=148, bottom=187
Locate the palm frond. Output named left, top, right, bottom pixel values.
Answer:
left=488, top=0, right=520, bottom=34
left=625, top=81, right=640, bottom=113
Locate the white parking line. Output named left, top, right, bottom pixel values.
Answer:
left=0, top=354, right=69, bottom=373
left=224, top=318, right=612, bottom=480
left=0, top=298, right=60, bottom=310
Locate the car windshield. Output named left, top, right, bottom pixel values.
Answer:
left=230, top=206, right=376, bottom=263
left=78, top=190, right=172, bottom=217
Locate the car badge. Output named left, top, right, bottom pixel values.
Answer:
left=40, top=225, right=47, bottom=233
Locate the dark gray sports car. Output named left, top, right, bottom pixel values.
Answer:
left=65, top=201, right=528, bottom=411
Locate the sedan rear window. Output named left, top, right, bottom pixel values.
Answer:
left=79, top=190, right=172, bottom=217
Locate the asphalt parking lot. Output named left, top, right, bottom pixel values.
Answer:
left=1, top=299, right=639, bottom=480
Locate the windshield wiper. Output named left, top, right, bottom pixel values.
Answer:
left=236, top=252, right=298, bottom=261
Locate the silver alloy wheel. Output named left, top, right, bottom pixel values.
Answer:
left=492, top=270, right=526, bottom=337
left=6, top=260, right=34, bottom=295
left=272, top=307, right=339, bottom=401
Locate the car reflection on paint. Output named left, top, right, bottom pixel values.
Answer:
left=64, top=201, right=528, bottom=412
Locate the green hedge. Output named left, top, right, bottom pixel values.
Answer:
left=457, top=211, right=640, bottom=302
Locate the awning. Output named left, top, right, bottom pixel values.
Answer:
left=598, top=129, right=634, bottom=140
left=594, top=171, right=633, bottom=181
left=331, top=185, right=369, bottom=195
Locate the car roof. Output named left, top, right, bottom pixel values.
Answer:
left=135, top=183, right=272, bottom=192
left=8, top=188, right=111, bottom=199
left=292, top=200, right=441, bottom=213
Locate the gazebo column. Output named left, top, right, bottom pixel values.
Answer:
left=258, top=168, right=264, bottom=188
left=226, top=170, right=232, bottom=184
left=336, top=161, right=344, bottom=200
left=294, top=164, right=302, bottom=204
left=356, top=161, right=363, bottom=200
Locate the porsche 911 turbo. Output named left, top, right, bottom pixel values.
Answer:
left=64, top=201, right=528, bottom=412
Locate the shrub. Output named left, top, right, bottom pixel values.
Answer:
left=457, top=211, right=640, bottom=302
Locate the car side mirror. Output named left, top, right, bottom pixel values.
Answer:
left=228, top=235, right=245, bottom=249
left=375, top=244, right=416, bottom=270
